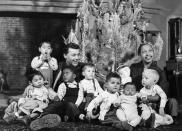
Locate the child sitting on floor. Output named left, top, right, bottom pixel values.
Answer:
left=77, top=63, right=104, bottom=110
left=86, top=72, right=120, bottom=122
left=114, top=82, right=141, bottom=131
left=3, top=71, right=57, bottom=124
left=31, top=41, right=58, bottom=87
left=139, top=68, right=173, bottom=128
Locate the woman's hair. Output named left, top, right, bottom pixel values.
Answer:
left=137, top=43, right=154, bottom=55
left=64, top=43, right=80, bottom=55
left=28, top=70, right=45, bottom=82
left=106, top=72, right=121, bottom=82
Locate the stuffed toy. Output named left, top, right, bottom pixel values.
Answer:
left=117, top=65, right=132, bottom=85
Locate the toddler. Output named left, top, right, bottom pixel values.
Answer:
left=3, top=71, right=57, bottom=124
left=56, top=65, right=85, bottom=121
left=139, top=69, right=173, bottom=127
left=77, top=63, right=104, bottom=110
left=114, top=82, right=141, bottom=131
left=31, top=41, right=58, bottom=87
left=86, top=72, right=120, bottom=121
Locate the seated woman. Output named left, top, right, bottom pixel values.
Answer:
left=130, top=43, right=179, bottom=124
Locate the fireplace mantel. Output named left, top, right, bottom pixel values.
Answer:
left=0, top=0, right=83, bottom=14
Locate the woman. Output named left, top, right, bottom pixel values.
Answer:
left=130, top=43, right=179, bottom=124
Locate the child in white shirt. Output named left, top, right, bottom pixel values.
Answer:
left=114, top=82, right=141, bottom=130
left=139, top=69, right=173, bottom=128
left=86, top=72, right=120, bottom=121
left=77, top=63, right=104, bottom=109
left=31, top=42, right=58, bottom=87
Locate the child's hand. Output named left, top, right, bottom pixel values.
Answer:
left=41, top=54, right=47, bottom=61
left=141, top=97, right=149, bottom=104
left=46, top=55, right=51, bottom=62
left=113, top=98, right=121, bottom=107
left=159, top=107, right=165, bottom=116
left=44, top=81, right=50, bottom=88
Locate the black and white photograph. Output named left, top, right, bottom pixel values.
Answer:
left=0, top=0, right=181, bottom=131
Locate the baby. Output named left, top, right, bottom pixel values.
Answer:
left=4, top=71, right=57, bottom=124
left=139, top=68, right=173, bottom=128
left=114, top=82, right=141, bottom=131
left=31, top=41, right=58, bottom=87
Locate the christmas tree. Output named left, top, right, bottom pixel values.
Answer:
left=67, top=0, right=164, bottom=80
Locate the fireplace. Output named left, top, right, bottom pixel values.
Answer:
left=0, top=12, right=76, bottom=90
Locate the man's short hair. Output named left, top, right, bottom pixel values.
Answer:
left=106, top=72, right=121, bottom=82
left=64, top=43, right=80, bottom=55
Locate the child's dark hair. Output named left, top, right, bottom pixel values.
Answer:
left=123, top=82, right=136, bottom=89
left=28, top=70, right=45, bottom=82
left=82, top=63, right=95, bottom=72
left=63, top=65, right=76, bottom=74
left=106, top=72, right=121, bottom=82
left=39, top=41, right=52, bottom=47
left=64, top=43, right=80, bottom=55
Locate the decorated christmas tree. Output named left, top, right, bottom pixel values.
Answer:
left=66, top=0, right=164, bottom=80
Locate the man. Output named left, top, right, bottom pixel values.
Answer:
left=53, top=43, right=84, bottom=91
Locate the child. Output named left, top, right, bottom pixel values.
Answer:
left=31, top=41, right=58, bottom=87
left=56, top=65, right=85, bottom=121
left=114, top=82, right=141, bottom=131
left=3, top=71, right=57, bottom=124
left=86, top=72, right=120, bottom=122
left=77, top=63, right=104, bottom=110
left=139, top=68, right=173, bottom=128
